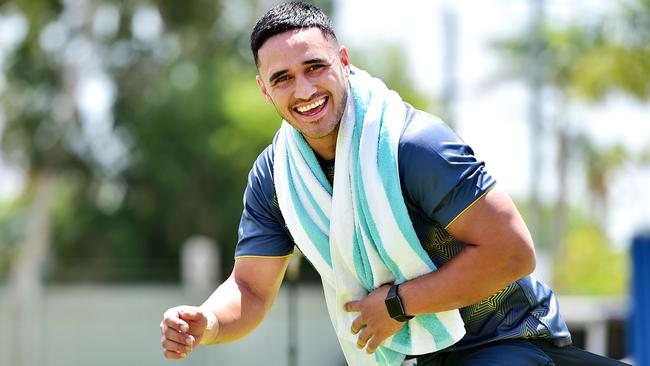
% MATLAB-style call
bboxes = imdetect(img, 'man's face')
[256,27,350,146]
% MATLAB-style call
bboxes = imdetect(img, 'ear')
[339,45,351,75]
[256,75,273,104]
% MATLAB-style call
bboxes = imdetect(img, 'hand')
[344,284,406,354]
[160,305,218,359]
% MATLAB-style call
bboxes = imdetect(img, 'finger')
[179,307,204,321]
[165,327,196,347]
[345,301,361,312]
[351,316,365,335]
[366,335,385,354]
[183,312,210,338]
[162,337,193,354]
[163,350,187,360]
[163,313,190,333]
[356,328,372,349]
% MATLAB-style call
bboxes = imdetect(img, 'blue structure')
[631,233,650,366]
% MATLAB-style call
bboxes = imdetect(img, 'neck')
[305,129,338,161]
[305,84,347,160]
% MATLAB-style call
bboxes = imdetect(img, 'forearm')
[399,187,536,315]
[400,242,534,315]
[199,276,272,344]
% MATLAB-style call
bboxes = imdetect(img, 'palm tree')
[571,0,650,101]
[491,0,650,288]
[491,21,601,277]
[576,137,628,224]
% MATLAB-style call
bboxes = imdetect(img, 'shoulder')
[248,133,280,194]
[398,103,480,186]
[236,132,293,258]
[397,103,495,225]
[398,104,468,163]
[243,133,282,216]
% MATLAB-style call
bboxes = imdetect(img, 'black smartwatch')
[384,284,414,322]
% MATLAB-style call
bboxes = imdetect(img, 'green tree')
[1,0,444,288]
[572,0,650,101]
[0,0,331,286]
[556,215,628,294]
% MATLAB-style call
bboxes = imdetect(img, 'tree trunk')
[8,170,55,299]
[553,122,570,287]
[7,169,56,366]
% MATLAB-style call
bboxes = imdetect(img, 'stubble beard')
[274,83,349,141]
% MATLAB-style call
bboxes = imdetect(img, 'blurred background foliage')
[0,0,308,283]
[0,0,648,295]
[491,0,650,294]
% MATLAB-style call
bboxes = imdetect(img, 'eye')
[307,64,324,72]
[273,75,291,85]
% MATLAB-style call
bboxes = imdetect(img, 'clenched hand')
[160,305,217,359]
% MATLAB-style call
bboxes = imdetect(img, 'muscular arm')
[200,256,290,344]
[346,186,536,354]
[399,186,536,314]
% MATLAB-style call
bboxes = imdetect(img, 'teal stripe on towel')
[353,225,374,291]
[291,128,332,195]
[349,92,380,291]
[350,86,406,284]
[375,346,405,366]
[417,313,454,349]
[376,101,438,271]
[389,322,412,353]
[353,144,406,283]
[287,151,331,233]
[285,138,332,267]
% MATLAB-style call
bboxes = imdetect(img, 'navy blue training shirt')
[235,103,571,351]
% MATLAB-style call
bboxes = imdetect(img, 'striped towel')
[274,66,465,366]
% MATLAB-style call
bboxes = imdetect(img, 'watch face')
[385,284,412,322]
[386,298,402,319]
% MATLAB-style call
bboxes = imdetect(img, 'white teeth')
[296,97,326,113]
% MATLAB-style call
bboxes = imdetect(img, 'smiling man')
[160,2,629,365]
[255,26,350,160]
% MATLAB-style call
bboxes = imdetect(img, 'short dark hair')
[250,2,337,66]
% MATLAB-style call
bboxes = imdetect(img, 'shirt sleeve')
[398,108,496,228]
[234,144,294,259]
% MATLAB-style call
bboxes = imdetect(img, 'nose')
[294,73,317,100]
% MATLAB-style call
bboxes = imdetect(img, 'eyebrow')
[268,57,331,84]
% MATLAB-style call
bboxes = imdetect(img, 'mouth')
[293,96,328,118]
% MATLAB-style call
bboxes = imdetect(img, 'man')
[160,2,629,365]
